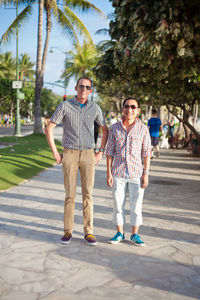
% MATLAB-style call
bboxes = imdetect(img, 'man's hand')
[141,173,149,189]
[107,174,113,188]
[53,151,63,164]
[95,151,103,165]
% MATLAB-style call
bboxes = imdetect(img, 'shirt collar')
[120,116,140,128]
[73,96,89,106]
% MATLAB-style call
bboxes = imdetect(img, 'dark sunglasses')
[124,104,138,110]
[78,85,92,90]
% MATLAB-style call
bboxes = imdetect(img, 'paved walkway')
[0,127,200,300]
[0,124,34,138]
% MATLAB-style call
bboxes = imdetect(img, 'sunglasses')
[124,104,138,110]
[78,85,92,90]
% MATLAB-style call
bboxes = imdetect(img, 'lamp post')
[14,0,22,136]
[55,80,67,94]
[49,46,67,94]
[29,102,33,122]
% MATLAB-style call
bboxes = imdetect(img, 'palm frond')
[95,28,109,36]
[63,5,93,43]
[57,7,78,44]
[0,0,35,4]
[0,5,32,44]
[63,0,105,17]
[96,40,116,52]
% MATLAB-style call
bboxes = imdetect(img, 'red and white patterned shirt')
[106,117,151,178]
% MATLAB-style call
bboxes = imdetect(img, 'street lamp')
[49,46,65,54]
[55,80,67,94]
[14,0,22,136]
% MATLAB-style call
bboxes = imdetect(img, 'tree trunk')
[148,106,152,119]
[183,123,190,140]
[41,9,52,76]
[159,106,165,124]
[34,0,44,133]
[167,104,200,140]
[193,102,198,125]
[34,5,52,133]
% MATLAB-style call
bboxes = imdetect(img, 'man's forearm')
[45,122,58,156]
[143,156,151,173]
[100,125,109,149]
[106,155,113,175]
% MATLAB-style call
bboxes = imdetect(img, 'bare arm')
[45,121,62,164]
[106,155,114,188]
[95,124,109,165]
[141,156,151,189]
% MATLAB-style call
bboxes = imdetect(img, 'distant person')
[45,77,108,246]
[168,117,175,138]
[148,109,163,158]
[106,97,151,246]
[2,113,8,127]
[110,115,117,126]
[163,120,168,135]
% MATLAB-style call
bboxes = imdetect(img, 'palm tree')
[19,53,35,81]
[95,28,116,52]
[0,51,16,79]
[1,0,105,133]
[61,40,99,86]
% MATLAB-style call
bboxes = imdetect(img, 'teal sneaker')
[108,232,125,244]
[130,234,145,247]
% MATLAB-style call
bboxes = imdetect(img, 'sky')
[0,0,114,96]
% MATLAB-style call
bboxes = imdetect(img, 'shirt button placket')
[80,109,83,150]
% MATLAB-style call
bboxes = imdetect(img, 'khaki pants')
[62,148,95,235]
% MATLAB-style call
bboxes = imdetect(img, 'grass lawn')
[0,133,62,191]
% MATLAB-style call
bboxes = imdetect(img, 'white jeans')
[112,177,144,226]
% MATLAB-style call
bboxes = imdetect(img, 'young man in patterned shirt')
[106,98,151,246]
[45,77,108,246]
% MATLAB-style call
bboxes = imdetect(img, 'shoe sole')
[60,239,71,245]
[130,240,146,247]
[108,239,124,244]
[84,240,97,246]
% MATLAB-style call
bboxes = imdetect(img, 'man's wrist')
[143,170,149,175]
[99,148,105,153]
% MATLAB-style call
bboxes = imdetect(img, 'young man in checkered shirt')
[106,97,151,246]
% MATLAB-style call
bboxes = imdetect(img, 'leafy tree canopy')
[95,0,200,137]
[110,0,200,83]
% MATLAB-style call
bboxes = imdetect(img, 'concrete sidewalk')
[0,124,34,138]
[0,127,200,300]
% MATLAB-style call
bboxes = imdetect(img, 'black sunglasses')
[124,104,138,110]
[78,85,92,90]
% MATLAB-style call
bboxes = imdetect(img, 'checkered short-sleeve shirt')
[106,118,151,178]
[51,97,106,150]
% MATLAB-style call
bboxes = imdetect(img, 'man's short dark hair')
[152,109,157,114]
[76,77,93,87]
[122,97,140,108]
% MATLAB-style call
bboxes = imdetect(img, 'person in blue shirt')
[148,109,163,158]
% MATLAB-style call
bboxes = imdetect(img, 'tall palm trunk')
[34,4,52,133]
[42,8,52,75]
[34,0,44,133]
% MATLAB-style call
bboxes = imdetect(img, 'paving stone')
[0,127,200,299]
